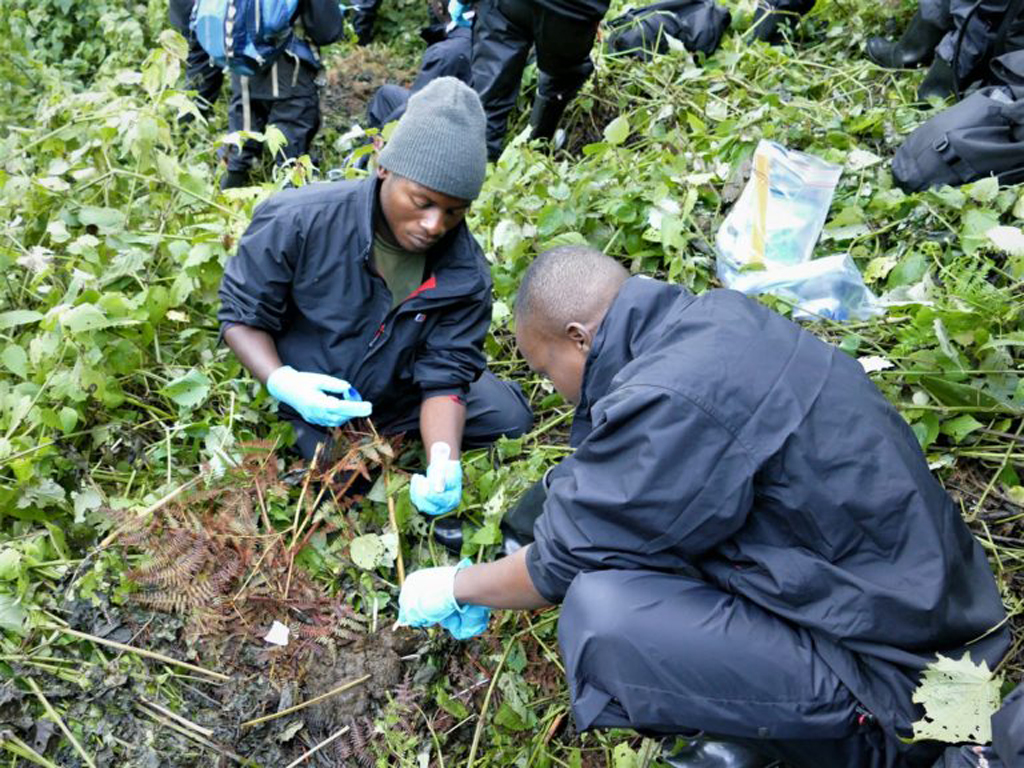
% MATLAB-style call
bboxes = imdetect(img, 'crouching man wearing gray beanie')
[219,75,533,523]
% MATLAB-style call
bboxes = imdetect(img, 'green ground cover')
[0,0,1021,764]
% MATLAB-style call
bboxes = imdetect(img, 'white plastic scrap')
[264,620,290,647]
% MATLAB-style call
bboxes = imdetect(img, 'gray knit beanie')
[378,77,487,201]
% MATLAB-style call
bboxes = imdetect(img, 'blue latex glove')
[265,365,372,427]
[448,0,472,27]
[410,458,463,515]
[398,558,491,640]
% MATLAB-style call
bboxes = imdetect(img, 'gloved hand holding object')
[410,442,463,515]
[448,0,472,27]
[265,365,372,427]
[398,558,490,639]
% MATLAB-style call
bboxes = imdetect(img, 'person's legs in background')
[472,0,535,160]
[529,8,598,145]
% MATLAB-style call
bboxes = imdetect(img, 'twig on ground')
[25,676,97,768]
[136,702,249,764]
[45,625,231,682]
[138,696,215,738]
[283,724,351,768]
[241,674,371,728]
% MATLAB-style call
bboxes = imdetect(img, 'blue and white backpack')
[191,0,301,76]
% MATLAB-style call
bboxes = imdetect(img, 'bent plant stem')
[0,734,61,768]
[969,419,1024,522]
[25,676,97,768]
[283,724,351,768]
[466,614,559,768]
[46,626,231,682]
[241,673,371,728]
[385,461,406,586]
[136,702,250,765]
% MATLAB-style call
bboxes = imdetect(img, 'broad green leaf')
[1,345,28,379]
[0,549,23,581]
[612,742,641,768]
[72,488,104,524]
[912,652,1001,743]
[158,28,189,60]
[887,251,927,288]
[960,209,1000,256]
[604,115,630,146]
[921,376,1013,412]
[863,255,898,284]
[0,310,43,330]
[939,414,983,443]
[0,594,27,635]
[58,406,78,433]
[60,303,113,333]
[160,369,211,409]
[78,206,125,234]
[967,176,999,203]
[350,533,385,570]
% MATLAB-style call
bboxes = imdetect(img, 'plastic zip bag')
[715,140,880,322]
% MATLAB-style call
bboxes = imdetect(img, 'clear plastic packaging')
[715,140,880,322]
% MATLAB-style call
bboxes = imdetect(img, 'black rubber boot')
[431,517,532,557]
[866,11,946,69]
[918,56,956,101]
[432,517,465,556]
[529,94,571,144]
[662,738,779,768]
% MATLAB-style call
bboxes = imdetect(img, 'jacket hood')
[571,277,693,444]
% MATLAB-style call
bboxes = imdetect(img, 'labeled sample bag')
[715,141,879,321]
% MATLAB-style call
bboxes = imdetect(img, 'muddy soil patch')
[321,45,418,132]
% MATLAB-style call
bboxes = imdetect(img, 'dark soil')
[320,46,418,132]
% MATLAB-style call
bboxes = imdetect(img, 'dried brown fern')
[118,430,403,683]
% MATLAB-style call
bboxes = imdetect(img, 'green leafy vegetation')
[0,0,1022,764]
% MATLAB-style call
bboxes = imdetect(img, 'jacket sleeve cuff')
[525,542,566,605]
[421,385,469,404]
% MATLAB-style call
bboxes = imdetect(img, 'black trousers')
[287,370,534,459]
[559,570,943,768]
[366,83,411,129]
[225,74,321,180]
[923,0,1024,79]
[472,0,599,159]
[503,483,942,768]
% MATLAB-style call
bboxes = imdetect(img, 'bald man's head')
[515,246,629,336]
[514,246,628,404]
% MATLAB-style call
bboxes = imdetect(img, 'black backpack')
[891,50,1024,192]
[604,0,731,60]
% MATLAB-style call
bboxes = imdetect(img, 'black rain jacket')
[218,177,493,425]
[526,276,1010,737]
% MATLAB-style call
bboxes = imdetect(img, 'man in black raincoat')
[218,78,532,515]
[397,246,1010,768]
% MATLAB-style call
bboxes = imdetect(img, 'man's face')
[516,321,590,406]
[376,167,470,253]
